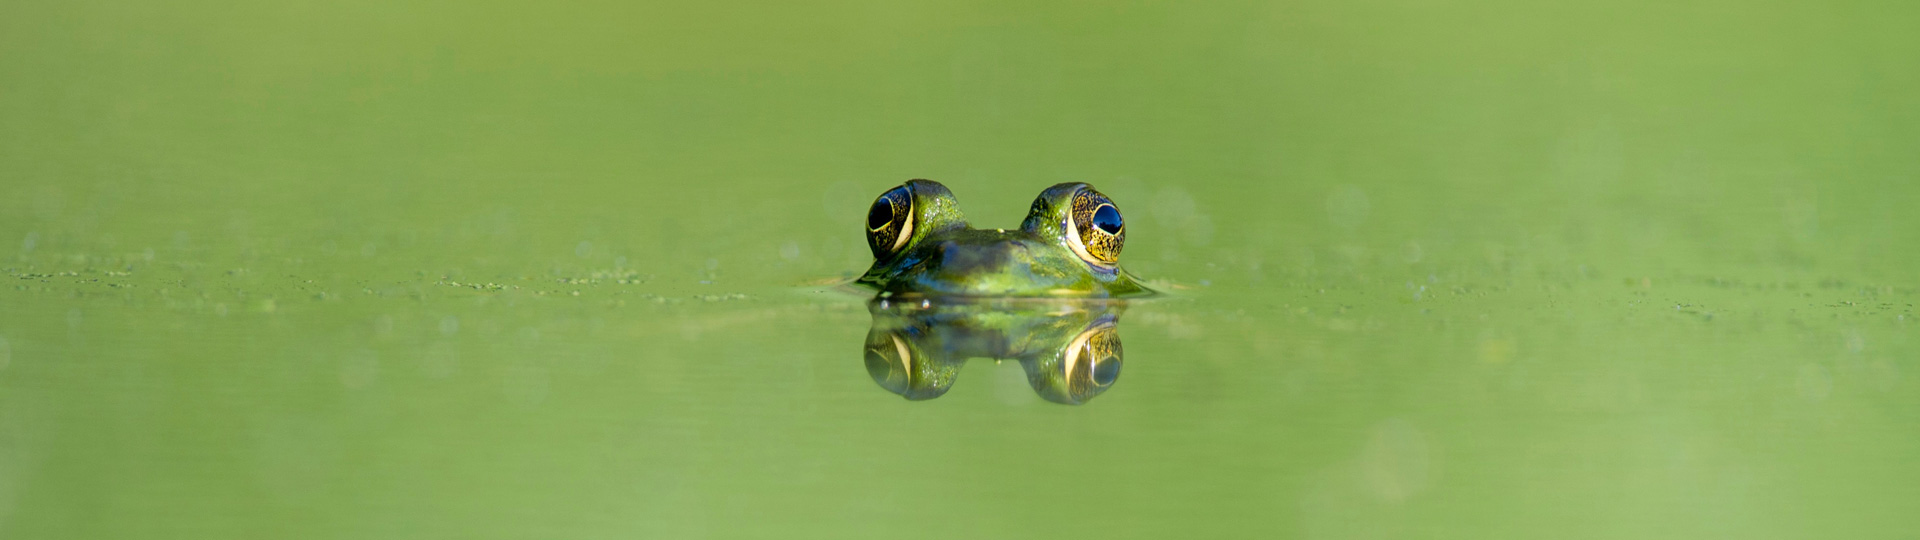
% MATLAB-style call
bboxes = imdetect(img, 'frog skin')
[863,298,1125,405]
[855,179,1153,298]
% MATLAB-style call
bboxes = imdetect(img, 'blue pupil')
[1091,205,1122,234]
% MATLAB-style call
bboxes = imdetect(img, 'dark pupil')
[867,197,893,229]
[1092,358,1121,385]
[1091,205,1122,234]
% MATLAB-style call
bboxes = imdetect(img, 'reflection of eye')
[1085,324,1122,387]
[1092,356,1121,386]
[1067,187,1125,267]
[1063,322,1123,389]
[863,331,918,397]
[865,185,915,258]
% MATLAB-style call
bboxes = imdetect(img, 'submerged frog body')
[856,179,1152,297]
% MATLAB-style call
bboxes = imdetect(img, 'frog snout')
[933,241,1020,274]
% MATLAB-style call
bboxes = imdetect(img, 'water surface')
[2,0,1917,538]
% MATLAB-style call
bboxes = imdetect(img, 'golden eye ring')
[866,185,915,259]
[1064,187,1125,268]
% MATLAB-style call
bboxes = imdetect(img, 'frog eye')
[863,328,957,400]
[865,185,915,258]
[1078,324,1123,388]
[1057,322,1122,403]
[1066,187,1125,267]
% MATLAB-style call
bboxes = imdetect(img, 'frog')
[863,297,1125,404]
[855,179,1153,297]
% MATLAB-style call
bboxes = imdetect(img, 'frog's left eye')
[1066,187,1125,268]
[866,185,915,259]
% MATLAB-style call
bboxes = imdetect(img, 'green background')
[2,0,1916,538]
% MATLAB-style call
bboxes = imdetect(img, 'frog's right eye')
[1065,186,1124,269]
[1042,321,1123,405]
[1065,323,1123,390]
[866,185,915,258]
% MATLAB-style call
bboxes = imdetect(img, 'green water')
[3,0,1917,537]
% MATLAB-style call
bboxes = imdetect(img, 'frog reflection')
[863,298,1125,405]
